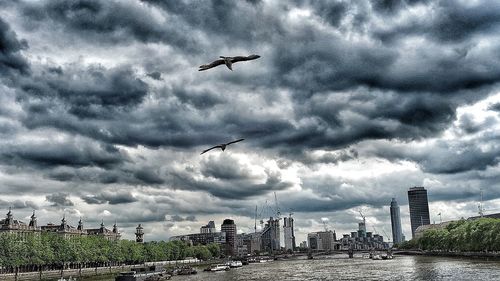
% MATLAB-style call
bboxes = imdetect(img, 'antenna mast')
[478,189,484,217]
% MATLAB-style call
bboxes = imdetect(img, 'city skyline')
[1,0,500,244]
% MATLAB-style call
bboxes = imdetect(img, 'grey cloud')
[489,103,500,112]
[0,139,129,169]
[0,199,38,210]
[134,168,164,185]
[146,71,162,80]
[20,65,148,118]
[46,192,74,207]
[0,17,30,77]
[170,167,292,200]
[367,138,500,174]
[169,215,197,222]
[200,155,254,180]
[21,0,199,51]
[82,191,137,205]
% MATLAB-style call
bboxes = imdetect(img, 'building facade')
[221,219,237,256]
[408,186,431,238]
[200,221,216,233]
[283,215,296,251]
[390,198,403,244]
[261,217,280,254]
[1,209,121,240]
[169,231,226,245]
[308,231,337,251]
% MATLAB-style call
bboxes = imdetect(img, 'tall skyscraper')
[283,214,296,251]
[221,219,237,256]
[408,186,430,238]
[390,198,403,244]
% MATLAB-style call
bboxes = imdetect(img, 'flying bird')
[198,55,260,71]
[200,139,245,155]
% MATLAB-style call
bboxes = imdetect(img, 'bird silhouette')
[198,55,260,71]
[200,139,245,154]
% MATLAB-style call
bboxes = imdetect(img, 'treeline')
[399,218,500,252]
[0,233,220,273]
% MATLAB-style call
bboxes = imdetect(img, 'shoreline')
[0,260,221,281]
[394,250,500,259]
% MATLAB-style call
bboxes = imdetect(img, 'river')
[81,254,500,281]
[170,255,500,281]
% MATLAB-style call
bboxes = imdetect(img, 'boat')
[115,266,170,281]
[174,266,197,275]
[371,254,382,260]
[381,254,393,260]
[228,261,243,268]
[210,264,230,272]
[58,277,76,281]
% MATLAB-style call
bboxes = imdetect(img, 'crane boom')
[274,192,281,218]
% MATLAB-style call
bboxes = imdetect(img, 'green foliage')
[400,218,500,252]
[0,232,217,268]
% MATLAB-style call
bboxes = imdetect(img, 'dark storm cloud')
[168,215,196,222]
[20,65,148,116]
[46,192,74,207]
[0,139,128,169]
[134,168,165,185]
[200,155,255,180]
[146,71,162,81]
[0,17,30,77]
[373,1,500,43]
[141,0,284,45]
[2,0,500,231]
[367,138,500,174]
[82,191,137,205]
[21,0,199,51]
[489,103,500,112]
[172,87,225,110]
[170,166,292,200]
[0,199,38,210]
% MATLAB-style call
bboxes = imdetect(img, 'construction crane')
[274,192,281,219]
[322,220,329,232]
[258,200,269,229]
[358,210,366,231]
[254,205,257,233]
[381,228,391,242]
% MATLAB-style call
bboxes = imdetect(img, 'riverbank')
[0,265,135,281]
[0,259,221,281]
[395,250,500,259]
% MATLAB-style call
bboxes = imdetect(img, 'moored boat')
[228,261,243,268]
[210,264,230,272]
[115,266,170,281]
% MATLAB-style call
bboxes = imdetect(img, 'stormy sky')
[1,0,500,243]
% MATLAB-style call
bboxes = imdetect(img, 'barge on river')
[115,265,170,281]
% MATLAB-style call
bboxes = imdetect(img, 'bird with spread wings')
[198,55,260,71]
[200,139,245,155]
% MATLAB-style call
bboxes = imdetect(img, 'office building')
[408,186,430,238]
[221,219,237,256]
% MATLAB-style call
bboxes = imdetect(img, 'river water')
[168,255,500,281]
[80,254,500,281]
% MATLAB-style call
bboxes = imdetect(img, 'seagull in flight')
[200,139,245,155]
[198,55,260,71]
